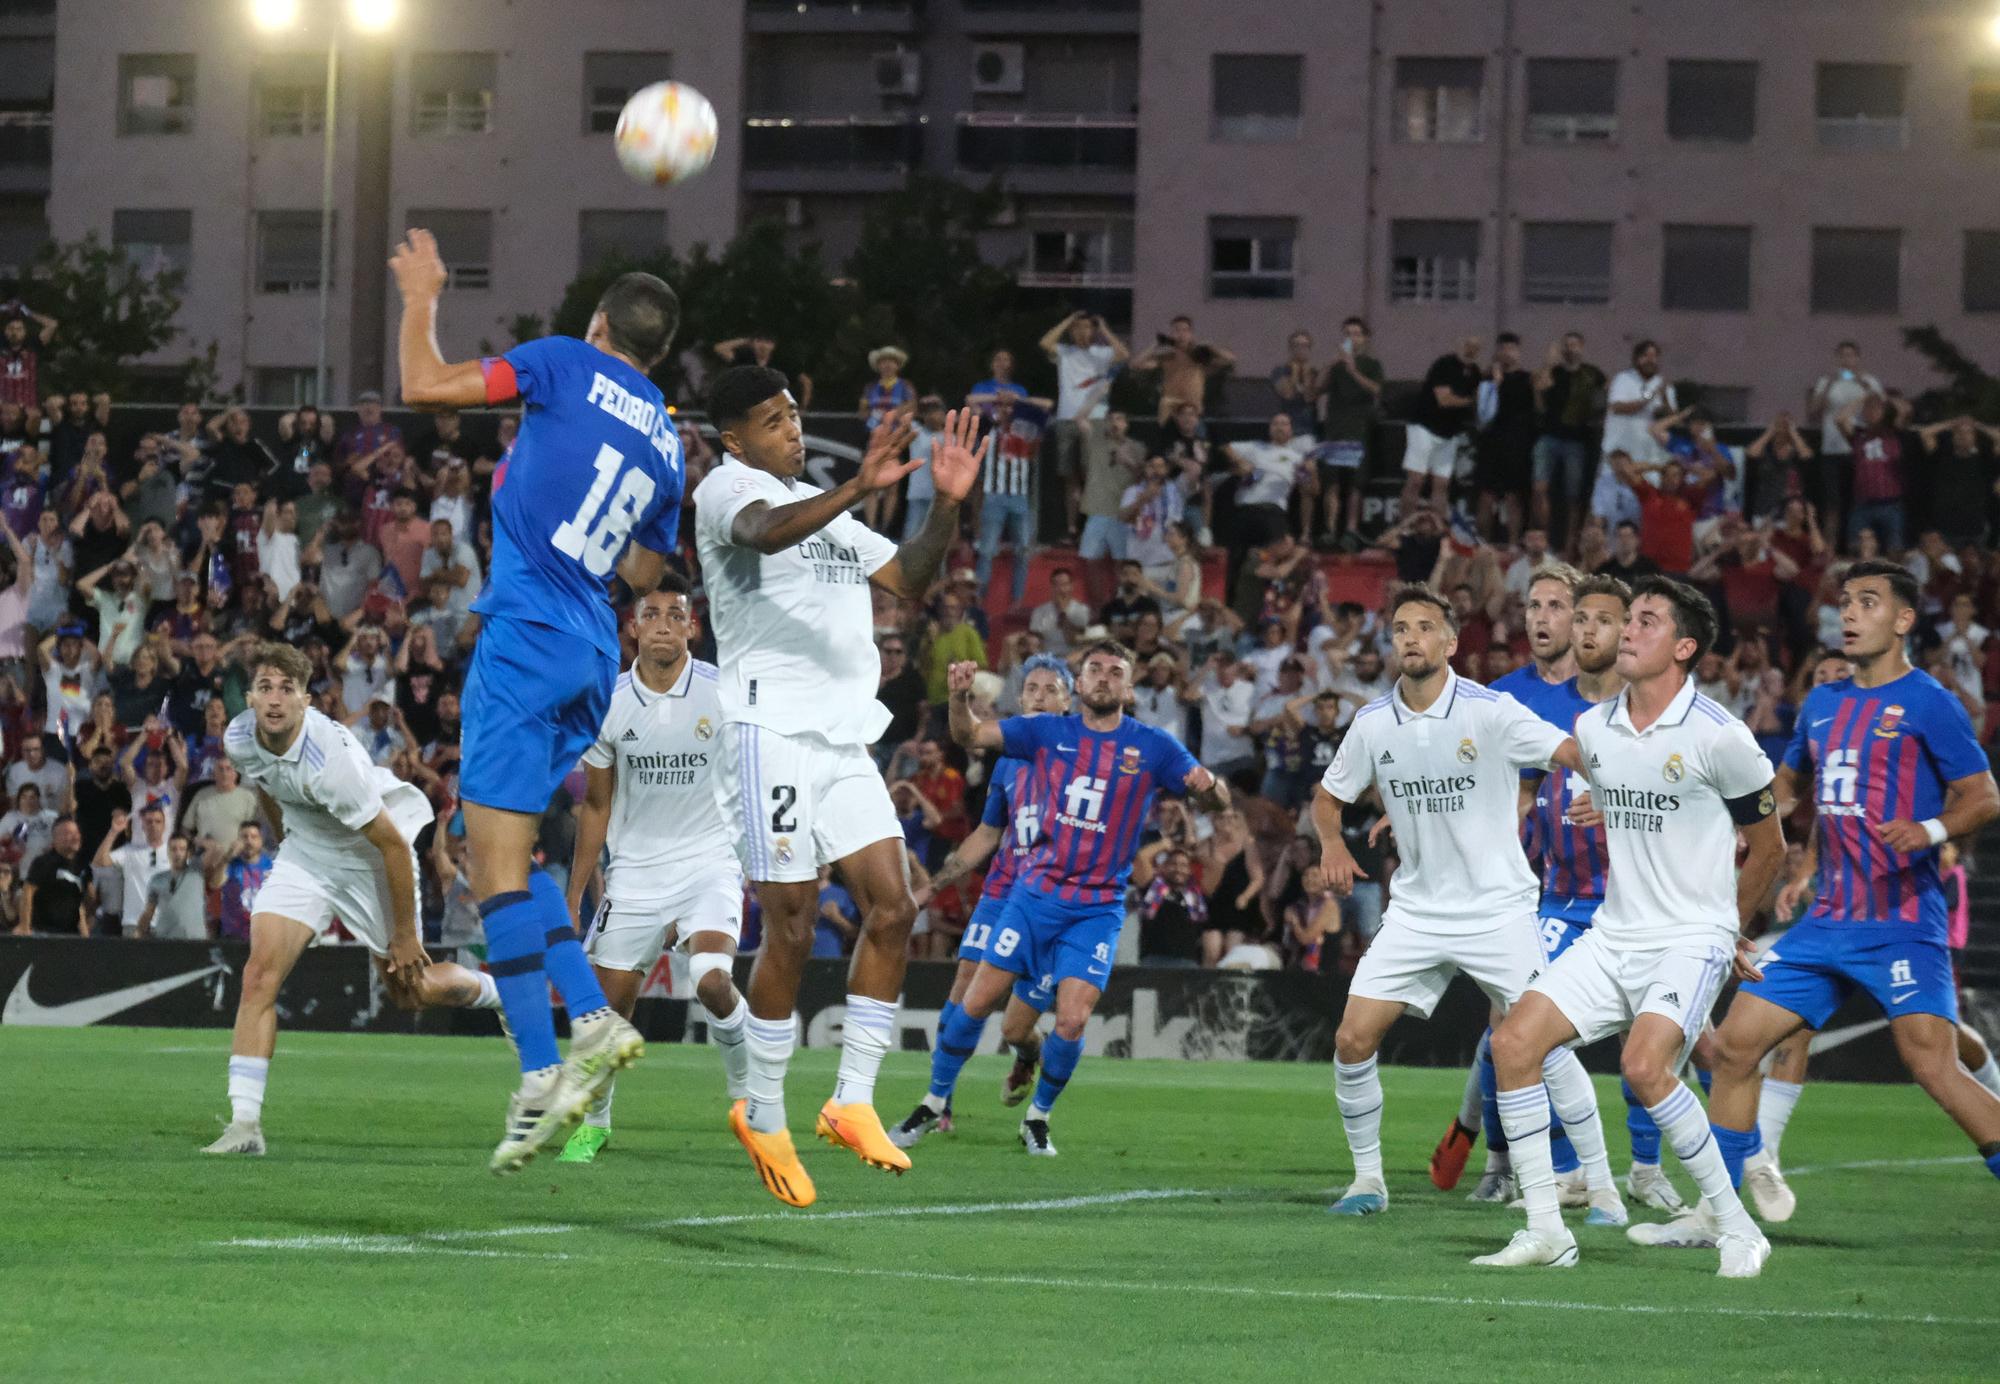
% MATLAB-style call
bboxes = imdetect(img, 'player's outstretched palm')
[927,407,986,503]
[389,229,448,301]
[854,416,919,495]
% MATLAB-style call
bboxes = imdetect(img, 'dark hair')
[1630,575,1717,668]
[1571,573,1633,608]
[707,365,791,429]
[1050,564,1076,580]
[1836,339,1859,353]
[250,641,313,686]
[1497,331,1521,347]
[1842,558,1920,613]
[1341,315,1369,333]
[1169,314,1193,327]
[139,802,165,816]
[650,569,692,600]
[1388,581,1457,633]
[169,831,192,846]
[1614,519,1640,535]
[595,271,680,366]
[1632,339,1659,363]
[1078,639,1136,668]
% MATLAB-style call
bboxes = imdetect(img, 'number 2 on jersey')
[551,442,656,577]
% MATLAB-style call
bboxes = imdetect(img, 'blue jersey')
[978,754,1044,905]
[1784,669,1988,939]
[1494,667,1611,924]
[1000,713,1201,905]
[473,336,683,659]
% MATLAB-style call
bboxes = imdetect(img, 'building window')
[1521,222,1612,304]
[1816,62,1907,150]
[1965,231,2000,312]
[1211,54,1302,142]
[1524,59,1617,144]
[1666,60,1757,143]
[0,197,46,278]
[1810,227,1900,315]
[1023,214,1134,286]
[1971,68,2000,149]
[118,54,195,136]
[1390,219,1480,303]
[1208,216,1296,299]
[1393,58,1483,144]
[406,209,492,290]
[255,210,331,294]
[111,209,192,279]
[1689,386,1751,424]
[411,52,495,136]
[578,210,665,271]
[250,367,326,408]
[583,52,671,135]
[1661,224,1751,312]
[256,56,325,138]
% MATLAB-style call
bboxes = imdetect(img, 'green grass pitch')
[3,1026,1993,1383]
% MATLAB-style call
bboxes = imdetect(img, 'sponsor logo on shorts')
[1093,942,1110,963]
[1663,752,1685,784]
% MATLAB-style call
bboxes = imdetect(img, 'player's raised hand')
[926,407,986,504]
[1870,818,1933,855]
[1731,933,1765,984]
[854,415,920,494]
[946,660,980,698]
[388,229,448,302]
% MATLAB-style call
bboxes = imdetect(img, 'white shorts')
[1400,424,1461,478]
[253,848,418,960]
[584,863,746,973]
[1530,926,1729,1063]
[717,723,902,884]
[1348,906,1541,1021]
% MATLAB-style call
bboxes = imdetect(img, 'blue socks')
[527,870,609,1016]
[480,890,560,1072]
[1030,1032,1083,1115]
[928,1002,986,1102]
[1985,1146,2000,1182]
[1549,1123,1580,1175]
[1623,1077,1662,1163]
[1697,1066,1713,1098]
[1712,1121,1762,1189]
[1479,1026,1575,1168]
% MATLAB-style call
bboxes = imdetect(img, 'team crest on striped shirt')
[1119,745,1143,774]
[1663,752,1685,783]
[1874,705,1905,738]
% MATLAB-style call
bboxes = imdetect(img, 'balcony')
[1816,114,1907,151]
[959,0,1137,33]
[742,115,925,193]
[747,0,922,34]
[955,113,1136,193]
[0,110,50,195]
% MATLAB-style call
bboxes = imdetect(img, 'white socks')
[1969,1054,2000,1101]
[586,1082,615,1130]
[710,994,751,1100]
[227,1055,269,1127]
[1541,1048,1615,1193]
[1757,1077,1803,1158]
[1647,1082,1757,1237]
[1497,1084,1561,1236]
[1335,1056,1385,1186]
[832,995,898,1107]
[471,972,502,1010]
[744,1013,796,1134]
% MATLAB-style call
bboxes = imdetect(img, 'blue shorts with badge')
[1740,920,1957,1028]
[1535,897,1600,964]
[987,885,1123,997]
[461,615,617,815]
[961,893,1053,1011]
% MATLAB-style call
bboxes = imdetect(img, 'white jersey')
[1575,677,1774,951]
[1321,669,1567,933]
[224,708,433,864]
[582,658,734,902]
[693,458,899,746]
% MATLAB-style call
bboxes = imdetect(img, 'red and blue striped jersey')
[1001,713,1202,905]
[1494,668,1611,925]
[1785,670,1988,938]
[977,754,1044,904]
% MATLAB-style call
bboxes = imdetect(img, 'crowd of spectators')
[4,297,1995,981]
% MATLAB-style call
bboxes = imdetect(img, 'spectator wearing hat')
[336,390,404,468]
[348,693,412,767]
[861,346,915,431]
[944,567,989,640]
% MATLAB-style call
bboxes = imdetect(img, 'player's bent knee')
[864,891,918,940]
[1488,1022,1543,1082]
[689,952,737,1015]
[1333,1024,1377,1066]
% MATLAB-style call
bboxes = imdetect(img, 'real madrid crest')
[695,716,714,741]
[774,835,794,865]
[1456,738,1477,763]
[1663,752,1685,783]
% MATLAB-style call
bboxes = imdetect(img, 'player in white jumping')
[695,364,983,1207]
[1313,583,1617,1220]
[1474,576,1784,1277]
[559,576,751,1163]
[203,642,501,1156]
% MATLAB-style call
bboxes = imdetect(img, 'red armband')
[479,356,518,405]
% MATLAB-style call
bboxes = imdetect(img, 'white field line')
[1784,1154,1980,1176]
[219,1186,1209,1251]
[221,1239,1999,1329]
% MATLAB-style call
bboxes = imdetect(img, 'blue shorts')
[987,886,1123,997]
[1536,913,1590,963]
[460,615,616,814]
[1741,920,1958,1028]
[961,894,1053,1012]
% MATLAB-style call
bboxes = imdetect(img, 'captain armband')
[1725,782,1778,827]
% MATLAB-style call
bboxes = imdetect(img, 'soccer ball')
[613,81,719,187]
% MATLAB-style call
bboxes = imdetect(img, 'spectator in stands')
[253,499,302,603]
[1690,518,1799,645]
[203,408,277,503]
[975,390,1051,607]
[1369,502,1447,585]
[1198,806,1266,967]
[1744,411,1814,524]
[134,832,209,941]
[166,630,226,735]
[814,863,859,958]
[1594,339,1676,528]
[337,624,392,711]
[1914,415,2000,550]
[1133,314,1235,422]
[1805,341,1883,529]
[1399,334,1482,515]
[1250,655,1315,806]
[185,757,257,859]
[317,512,383,620]
[967,348,1029,412]
[1313,316,1384,549]
[1028,567,1090,655]
[269,404,328,500]
[1832,392,1908,552]
[1475,333,1536,543]
[1529,331,1605,549]
[1283,865,1338,973]
[901,394,945,541]
[19,815,89,935]
[1226,413,1312,558]
[714,331,813,408]
[1039,312,1126,532]
[211,821,273,943]
[1131,649,1188,743]
[909,736,968,858]
[1075,407,1145,601]
[336,390,404,470]
[1101,560,1163,643]
[23,508,70,636]
[119,719,187,821]
[1269,329,1322,442]
[1120,453,1185,583]
[93,804,170,939]
[1606,453,1713,575]
[418,517,479,618]
[921,590,986,709]
[376,490,430,594]
[1138,846,1206,967]
[0,781,55,873]
[6,728,66,809]
[38,621,99,737]
[0,302,56,413]
[874,633,926,770]
[1190,649,1257,782]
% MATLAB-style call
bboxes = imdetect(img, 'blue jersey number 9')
[552,443,657,577]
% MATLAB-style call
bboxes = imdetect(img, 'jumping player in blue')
[1697,559,2000,1233]
[945,642,1229,1154]
[391,228,685,1173]
[889,654,1073,1149]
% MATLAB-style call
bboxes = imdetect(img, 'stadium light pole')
[250,0,398,409]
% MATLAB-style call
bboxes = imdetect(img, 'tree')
[1902,325,2000,422]
[17,233,218,399]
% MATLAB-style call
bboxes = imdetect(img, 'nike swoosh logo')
[3,962,228,1027]
[1811,718,1833,729]
[1807,1017,1889,1053]
[1890,990,1920,1004]
[1056,745,1078,753]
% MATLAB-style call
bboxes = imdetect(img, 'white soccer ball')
[613,81,719,187]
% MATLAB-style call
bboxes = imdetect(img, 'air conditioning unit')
[782,196,808,229]
[873,49,922,99]
[971,42,1025,96]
